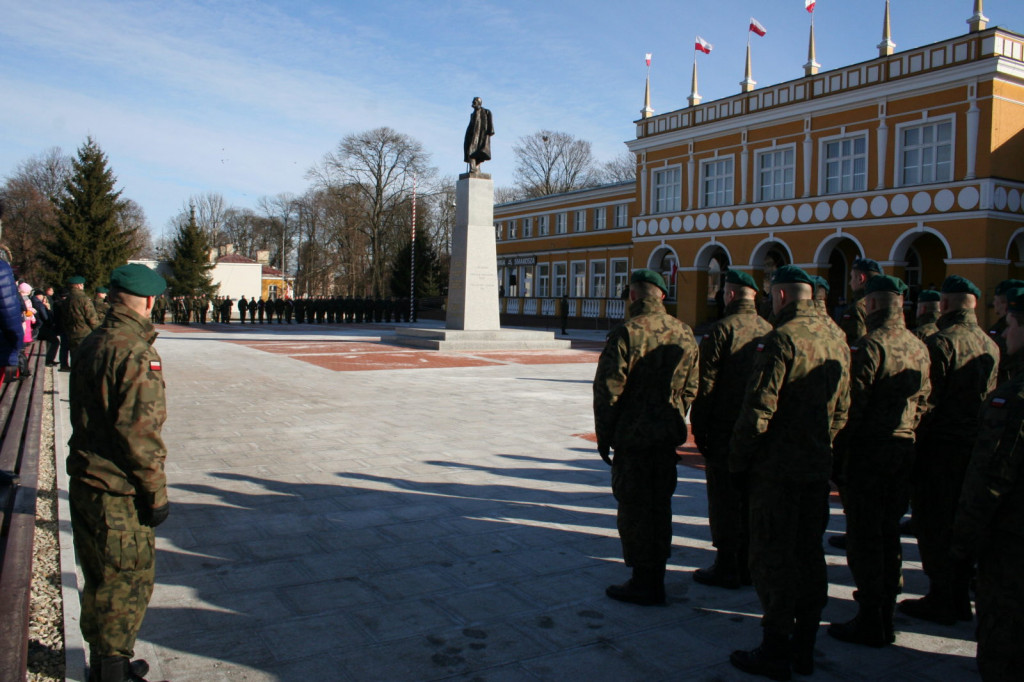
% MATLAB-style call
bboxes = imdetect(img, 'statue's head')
[472,97,482,109]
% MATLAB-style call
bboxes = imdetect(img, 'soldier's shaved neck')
[629,282,664,301]
[110,287,154,317]
[917,301,939,315]
[865,291,902,314]
[940,292,976,312]
[725,283,755,301]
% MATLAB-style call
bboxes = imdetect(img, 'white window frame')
[508,220,516,240]
[570,260,586,298]
[553,262,568,298]
[896,116,955,188]
[589,260,607,298]
[652,165,683,213]
[555,212,567,235]
[574,209,586,233]
[820,132,869,195]
[701,156,735,208]
[614,204,629,228]
[611,258,629,298]
[538,215,549,236]
[536,263,550,298]
[756,145,796,202]
[521,265,534,298]
[522,217,532,238]
[593,207,607,231]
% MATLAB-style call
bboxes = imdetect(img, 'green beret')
[724,269,758,291]
[96,286,109,294]
[771,265,815,286]
[941,275,982,299]
[67,275,86,285]
[918,290,941,303]
[812,276,830,293]
[995,279,1024,297]
[109,264,167,297]
[630,268,668,295]
[852,258,883,275]
[864,274,908,296]
[1006,287,1024,313]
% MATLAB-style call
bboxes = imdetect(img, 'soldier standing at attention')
[237,296,247,324]
[728,265,850,679]
[839,258,883,345]
[68,264,169,682]
[593,269,699,606]
[951,286,1024,680]
[690,270,771,589]
[913,290,942,341]
[812,276,845,340]
[65,275,101,353]
[901,275,998,625]
[93,287,110,318]
[247,296,256,323]
[828,275,931,648]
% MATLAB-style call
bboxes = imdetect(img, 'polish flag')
[749,17,767,36]
[695,36,713,54]
[805,0,816,12]
[670,262,678,281]
[645,53,652,66]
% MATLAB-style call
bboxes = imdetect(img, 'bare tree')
[600,150,637,183]
[188,192,230,246]
[512,130,600,198]
[258,193,298,275]
[494,185,525,204]
[116,198,154,258]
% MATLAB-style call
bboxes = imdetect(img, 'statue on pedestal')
[463,97,494,174]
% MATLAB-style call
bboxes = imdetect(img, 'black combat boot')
[693,551,741,589]
[827,600,887,648]
[881,598,897,644]
[790,620,818,676]
[605,565,666,606]
[730,631,791,681]
[898,587,956,626]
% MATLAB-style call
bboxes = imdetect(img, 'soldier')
[284,298,294,324]
[67,264,169,682]
[65,275,101,353]
[990,279,1024,381]
[237,296,247,324]
[220,297,233,324]
[913,290,942,341]
[257,297,265,323]
[901,275,998,625]
[951,286,1024,679]
[828,275,931,648]
[840,258,883,345]
[593,269,699,606]
[93,287,110,318]
[293,297,305,325]
[265,298,276,324]
[813,276,845,340]
[245,296,254,323]
[728,265,850,679]
[560,293,570,335]
[690,270,772,589]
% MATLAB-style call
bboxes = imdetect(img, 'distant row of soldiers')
[150,295,415,325]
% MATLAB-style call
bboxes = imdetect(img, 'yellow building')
[496,4,1024,330]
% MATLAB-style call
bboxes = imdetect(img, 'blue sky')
[2,0,1022,239]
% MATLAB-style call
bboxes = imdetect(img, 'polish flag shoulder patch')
[850,346,860,353]
[149,360,162,371]
[991,397,1008,408]
[756,342,766,352]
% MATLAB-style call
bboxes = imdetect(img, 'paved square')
[55,322,980,681]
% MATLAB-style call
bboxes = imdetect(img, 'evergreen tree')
[167,206,217,297]
[44,137,136,287]
[388,229,445,298]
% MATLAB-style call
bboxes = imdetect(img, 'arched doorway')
[814,234,864,312]
[890,228,950,302]
[695,242,731,322]
[648,246,679,300]
[749,239,793,297]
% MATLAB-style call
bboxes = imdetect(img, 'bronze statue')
[463,97,494,173]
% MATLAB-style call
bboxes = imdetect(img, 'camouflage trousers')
[703,444,748,557]
[975,536,1024,681]
[912,435,973,591]
[69,479,155,658]
[611,446,678,568]
[844,439,914,604]
[748,477,830,637]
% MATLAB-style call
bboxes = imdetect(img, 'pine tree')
[388,229,444,298]
[167,206,217,297]
[44,137,136,287]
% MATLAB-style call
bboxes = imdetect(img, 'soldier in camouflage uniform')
[813,276,846,341]
[828,275,931,648]
[990,279,1024,382]
[913,289,942,341]
[68,264,169,682]
[729,265,850,680]
[839,258,883,345]
[66,275,101,352]
[93,287,110,319]
[691,270,771,589]
[952,286,1024,680]
[593,269,699,606]
[902,275,999,626]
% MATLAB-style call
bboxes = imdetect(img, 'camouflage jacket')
[989,315,1010,381]
[914,310,941,341]
[729,299,851,482]
[839,289,867,345]
[815,300,847,343]
[835,306,931,476]
[65,288,100,344]
[593,296,699,451]
[67,304,168,509]
[918,308,999,442]
[93,296,110,319]
[952,360,1024,555]
[691,299,772,455]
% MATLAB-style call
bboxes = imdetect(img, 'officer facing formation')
[840,258,884,345]
[593,269,699,606]
[690,269,772,589]
[913,289,942,341]
[67,264,169,682]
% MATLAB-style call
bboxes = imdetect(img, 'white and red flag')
[695,36,713,54]
[749,17,767,36]
[805,0,816,12]
[645,53,652,66]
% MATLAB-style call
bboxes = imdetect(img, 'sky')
[2,0,1023,241]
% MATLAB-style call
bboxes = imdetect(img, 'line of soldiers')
[150,294,414,326]
[594,261,1022,680]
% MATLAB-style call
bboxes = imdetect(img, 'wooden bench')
[0,345,47,682]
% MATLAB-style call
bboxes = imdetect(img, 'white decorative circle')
[781,205,797,224]
[912,192,932,214]
[832,200,850,220]
[994,186,1008,210]
[766,206,780,225]
[870,195,889,217]
[736,210,749,228]
[709,213,721,230]
[958,186,980,210]
[891,194,910,215]
[683,215,695,232]
[1009,189,1021,213]
[751,208,764,227]
[659,218,670,234]
[815,202,831,222]
[696,214,708,231]
[671,216,682,233]
[798,204,814,222]
[851,198,868,219]
[637,220,647,236]
[722,211,734,229]
[934,189,955,212]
